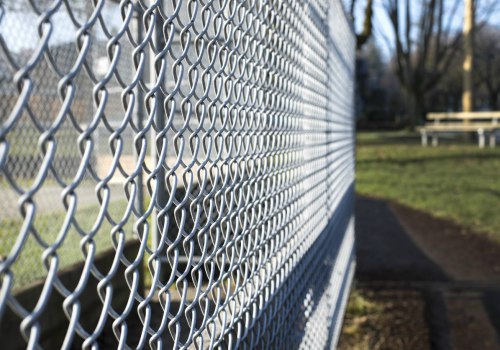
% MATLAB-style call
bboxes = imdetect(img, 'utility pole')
[462,0,475,112]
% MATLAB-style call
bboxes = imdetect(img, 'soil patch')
[338,289,429,350]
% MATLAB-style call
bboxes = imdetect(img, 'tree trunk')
[406,91,424,131]
[489,92,499,110]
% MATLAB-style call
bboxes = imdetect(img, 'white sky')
[0,2,122,54]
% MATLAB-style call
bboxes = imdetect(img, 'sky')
[0,1,122,55]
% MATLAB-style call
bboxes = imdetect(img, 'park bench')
[419,112,500,148]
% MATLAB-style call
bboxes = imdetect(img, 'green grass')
[1,200,138,291]
[357,131,500,239]
[7,126,82,158]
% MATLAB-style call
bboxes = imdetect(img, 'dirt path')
[339,195,500,350]
[391,202,500,283]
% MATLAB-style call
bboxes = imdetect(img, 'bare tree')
[383,0,464,128]
[474,26,500,110]
[350,0,374,50]
[381,0,499,128]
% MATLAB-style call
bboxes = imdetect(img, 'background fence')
[0,0,355,348]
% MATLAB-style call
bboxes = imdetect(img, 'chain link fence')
[0,0,356,348]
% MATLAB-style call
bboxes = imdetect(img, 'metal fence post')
[151,3,167,251]
[134,2,145,216]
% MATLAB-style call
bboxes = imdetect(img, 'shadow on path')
[355,196,449,283]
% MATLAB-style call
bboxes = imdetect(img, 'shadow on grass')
[357,131,479,147]
[357,136,421,146]
[357,152,499,166]
[1,200,134,290]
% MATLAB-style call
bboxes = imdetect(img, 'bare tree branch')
[350,0,374,50]
[357,0,373,49]
[350,0,357,20]
[382,0,464,127]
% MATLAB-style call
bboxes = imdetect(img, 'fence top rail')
[427,111,500,120]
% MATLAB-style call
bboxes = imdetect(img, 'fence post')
[151,4,167,251]
[134,3,145,216]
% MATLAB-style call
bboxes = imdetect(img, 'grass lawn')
[8,126,83,157]
[357,131,500,239]
[1,200,138,291]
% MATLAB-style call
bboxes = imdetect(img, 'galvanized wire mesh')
[0,0,355,348]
